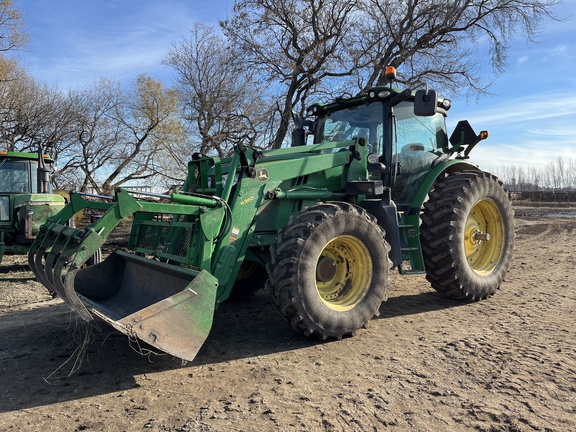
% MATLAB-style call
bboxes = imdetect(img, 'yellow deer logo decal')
[256,168,269,182]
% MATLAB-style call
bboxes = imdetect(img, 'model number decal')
[240,196,255,206]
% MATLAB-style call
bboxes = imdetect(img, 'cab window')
[394,102,448,153]
[392,102,448,205]
[0,160,31,193]
[315,103,384,155]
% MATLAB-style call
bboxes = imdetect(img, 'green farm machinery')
[0,151,67,264]
[29,71,514,361]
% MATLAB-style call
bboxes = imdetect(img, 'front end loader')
[29,70,514,361]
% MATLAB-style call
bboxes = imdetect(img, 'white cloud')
[471,138,575,170]
[453,93,576,127]
[515,55,529,67]
[525,126,576,137]
[449,91,576,170]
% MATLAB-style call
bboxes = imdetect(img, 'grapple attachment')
[29,224,107,322]
[28,189,224,361]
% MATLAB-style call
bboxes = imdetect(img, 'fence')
[510,191,576,203]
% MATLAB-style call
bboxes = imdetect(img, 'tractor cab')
[0,151,65,262]
[305,85,452,207]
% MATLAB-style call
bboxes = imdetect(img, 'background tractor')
[29,69,514,361]
[0,150,67,264]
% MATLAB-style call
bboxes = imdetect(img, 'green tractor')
[29,71,514,361]
[0,150,67,264]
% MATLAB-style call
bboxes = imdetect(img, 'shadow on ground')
[0,284,463,413]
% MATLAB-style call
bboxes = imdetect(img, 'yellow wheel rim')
[315,235,372,311]
[465,199,505,275]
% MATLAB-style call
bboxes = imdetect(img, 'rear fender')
[409,160,480,213]
[401,160,480,272]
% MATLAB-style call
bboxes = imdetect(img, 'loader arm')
[28,139,369,361]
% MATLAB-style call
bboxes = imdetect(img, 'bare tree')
[527,166,541,191]
[0,58,77,154]
[555,155,565,190]
[0,2,71,154]
[357,0,558,96]
[0,0,28,56]
[221,0,360,148]
[567,157,576,190]
[56,76,184,194]
[221,0,558,147]
[0,56,26,148]
[164,23,270,156]
[543,160,558,190]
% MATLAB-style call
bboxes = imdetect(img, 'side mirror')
[413,89,438,116]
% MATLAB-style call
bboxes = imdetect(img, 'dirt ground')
[0,205,575,432]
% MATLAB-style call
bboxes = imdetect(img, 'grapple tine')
[33,246,59,296]
[44,244,66,288]
[54,264,95,323]
[27,239,41,280]
[30,222,102,317]
[29,225,63,296]
[28,243,47,285]
[44,230,76,304]
[38,225,100,323]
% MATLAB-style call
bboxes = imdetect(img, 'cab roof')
[0,151,54,162]
[306,86,451,116]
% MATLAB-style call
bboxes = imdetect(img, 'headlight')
[367,153,380,164]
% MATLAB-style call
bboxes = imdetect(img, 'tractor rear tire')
[420,171,514,300]
[267,202,391,340]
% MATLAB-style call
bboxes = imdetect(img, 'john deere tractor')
[29,69,514,361]
[0,151,66,264]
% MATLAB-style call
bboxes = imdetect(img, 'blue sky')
[17,0,233,85]
[448,0,576,171]
[14,0,576,171]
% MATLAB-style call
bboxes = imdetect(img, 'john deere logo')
[256,168,269,182]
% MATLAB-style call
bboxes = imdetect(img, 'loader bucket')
[63,250,219,361]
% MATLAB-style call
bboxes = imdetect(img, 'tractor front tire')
[420,171,514,300]
[267,202,391,340]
